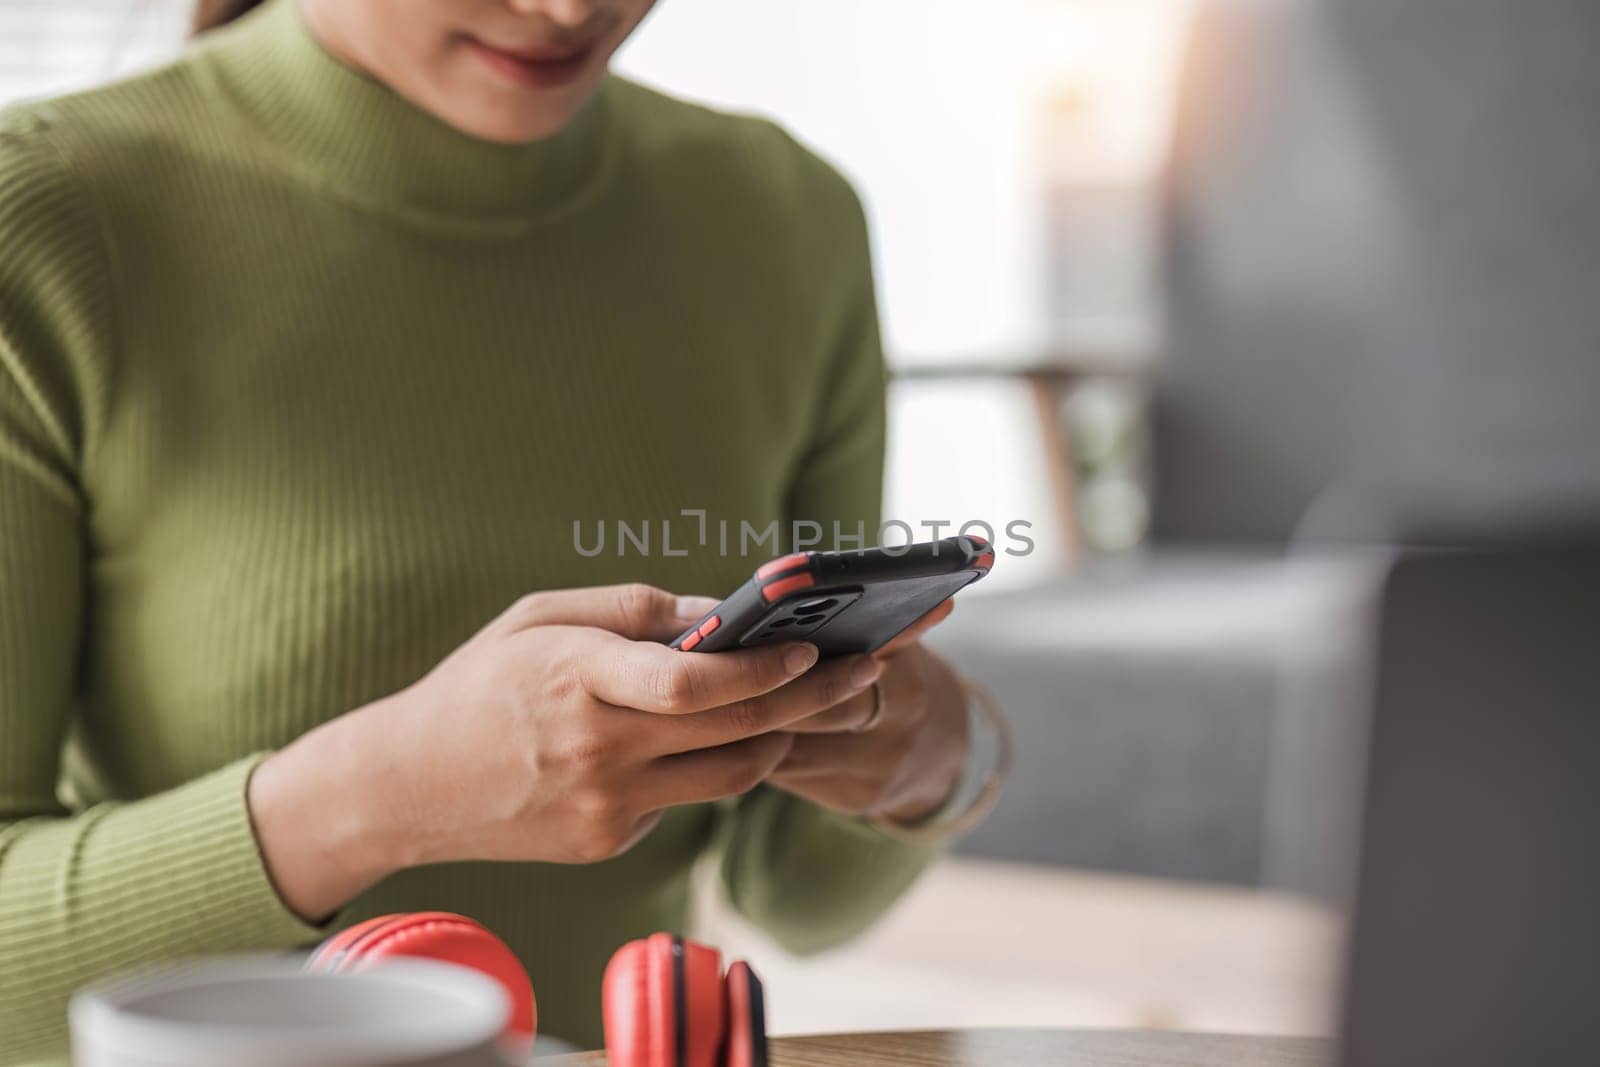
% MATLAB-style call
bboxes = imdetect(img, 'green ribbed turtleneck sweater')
[0,3,936,1060]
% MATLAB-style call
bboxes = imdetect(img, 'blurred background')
[8,0,1596,1046]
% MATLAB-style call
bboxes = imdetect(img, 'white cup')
[69,955,512,1067]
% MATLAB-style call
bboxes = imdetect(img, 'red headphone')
[602,931,768,1067]
[306,913,767,1067]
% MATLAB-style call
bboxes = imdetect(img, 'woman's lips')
[463,36,596,89]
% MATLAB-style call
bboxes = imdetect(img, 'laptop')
[1338,528,1600,1064]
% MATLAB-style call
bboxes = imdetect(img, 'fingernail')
[784,643,819,674]
[675,595,719,619]
[849,656,881,690]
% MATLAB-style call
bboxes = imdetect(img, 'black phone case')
[669,535,994,657]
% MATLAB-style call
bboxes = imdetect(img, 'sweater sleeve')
[0,109,323,1063]
[718,155,943,954]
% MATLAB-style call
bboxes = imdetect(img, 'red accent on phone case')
[697,615,721,637]
[761,573,816,602]
[680,631,702,651]
[755,553,810,580]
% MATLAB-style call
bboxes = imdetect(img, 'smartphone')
[669,535,994,657]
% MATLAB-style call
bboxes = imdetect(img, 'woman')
[0,0,983,1059]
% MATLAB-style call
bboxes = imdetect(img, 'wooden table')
[547,1027,1333,1066]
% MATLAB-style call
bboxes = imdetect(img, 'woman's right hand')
[247,584,884,923]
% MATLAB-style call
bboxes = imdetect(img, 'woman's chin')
[435,93,594,145]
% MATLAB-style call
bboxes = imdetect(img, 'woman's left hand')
[766,600,970,823]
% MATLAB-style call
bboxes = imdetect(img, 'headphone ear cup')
[722,961,769,1067]
[306,911,536,1050]
[603,933,728,1067]
[305,914,409,972]
[603,936,668,1067]
[679,939,726,1067]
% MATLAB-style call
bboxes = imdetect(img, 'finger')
[788,644,926,733]
[498,583,720,641]
[766,753,881,813]
[769,733,878,780]
[579,633,819,714]
[874,598,955,658]
[640,733,796,809]
[781,686,876,734]
[657,654,882,752]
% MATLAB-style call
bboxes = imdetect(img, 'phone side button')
[756,553,810,580]
[761,573,816,603]
[697,615,722,637]
[680,631,703,651]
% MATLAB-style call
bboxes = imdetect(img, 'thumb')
[500,583,720,641]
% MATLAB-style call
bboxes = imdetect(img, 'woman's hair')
[192,0,268,35]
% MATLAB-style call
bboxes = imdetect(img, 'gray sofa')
[931,0,1600,898]
[929,553,1373,891]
